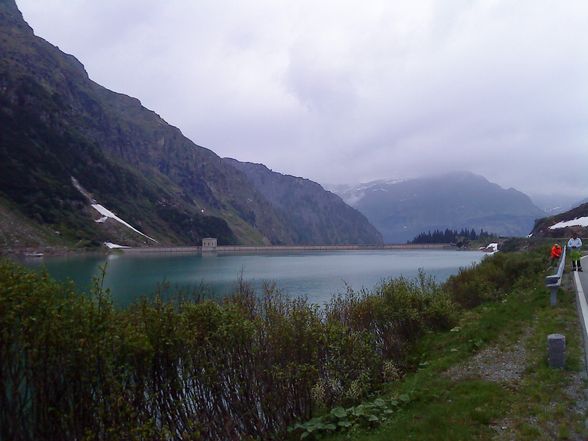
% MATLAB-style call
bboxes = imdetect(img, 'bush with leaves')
[288,394,412,440]
[445,252,543,308]
[0,250,542,441]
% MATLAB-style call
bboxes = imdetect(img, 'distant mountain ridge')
[0,0,380,249]
[331,172,545,243]
[224,159,382,244]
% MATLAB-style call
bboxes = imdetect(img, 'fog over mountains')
[528,194,588,215]
[330,172,546,243]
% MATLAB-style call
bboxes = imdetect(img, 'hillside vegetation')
[1,244,577,441]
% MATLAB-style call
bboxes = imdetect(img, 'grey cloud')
[15,0,588,198]
[284,56,358,115]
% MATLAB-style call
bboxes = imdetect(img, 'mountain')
[223,159,382,244]
[528,193,586,215]
[530,202,588,238]
[332,172,545,243]
[0,0,377,249]
[329,179,405,207]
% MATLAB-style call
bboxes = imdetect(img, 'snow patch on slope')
[91,204,158,242]
[549,217,588,230]
[71,176,158,243]
[480,242,499,254]
[71,177,96,203]
[334,179,405,206]
[104,242,129,249]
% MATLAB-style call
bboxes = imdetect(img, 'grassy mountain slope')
[0,197,72,252]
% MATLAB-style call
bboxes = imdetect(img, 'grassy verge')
[316,266,587,440]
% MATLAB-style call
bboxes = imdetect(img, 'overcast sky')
[15,0,588,198]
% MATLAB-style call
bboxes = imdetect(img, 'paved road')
[573,256,588,369]
[577,255,588,297]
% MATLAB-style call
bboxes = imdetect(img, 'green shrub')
[0,251,543,441]
[325,272,457,365]
[445,252,543,308]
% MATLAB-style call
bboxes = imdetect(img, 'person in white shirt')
[568,231,583,272]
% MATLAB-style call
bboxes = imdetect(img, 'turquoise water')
[23,250,484,307]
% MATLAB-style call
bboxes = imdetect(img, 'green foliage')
[0,259,457,441]
[288,394,412,440]
[322,251,586,441]
[0,250,547,440]
[444,252,544,308]
[325,272,457,367]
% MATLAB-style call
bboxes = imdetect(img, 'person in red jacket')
[549,243,562,267]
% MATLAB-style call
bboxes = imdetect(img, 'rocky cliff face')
[334,172,545,243]
[530,202,588,238]
[0,0,377,247]
[224,159,382,245]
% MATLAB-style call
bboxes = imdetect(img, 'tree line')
[410,228,496,244]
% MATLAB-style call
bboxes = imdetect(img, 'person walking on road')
[568,231,583,272]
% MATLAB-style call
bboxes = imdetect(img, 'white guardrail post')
[545,244,566,306]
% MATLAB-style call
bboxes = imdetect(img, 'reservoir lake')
[23,249,485,307]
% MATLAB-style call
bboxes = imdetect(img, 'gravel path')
[444,323,587,440]
[444,332,529,384]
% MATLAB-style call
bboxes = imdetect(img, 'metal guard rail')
[546,244,566,305]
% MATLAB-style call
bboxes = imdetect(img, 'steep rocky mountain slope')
[224,159,382,244]
[0,0,379,248]
[333,172,545,243]
[530,202,588,238]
